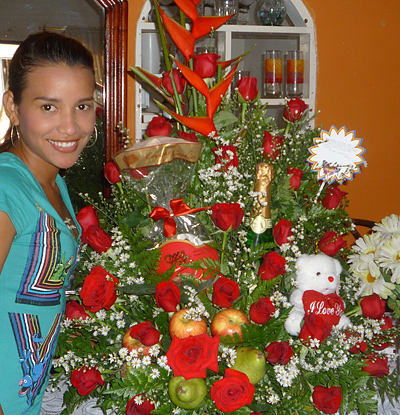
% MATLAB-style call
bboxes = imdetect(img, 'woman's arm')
[0,211,16,274]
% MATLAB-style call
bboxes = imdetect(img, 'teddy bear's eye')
[316,272,321,276]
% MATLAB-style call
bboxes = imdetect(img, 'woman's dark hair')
[1,31,95,152]
[9,31,95,105]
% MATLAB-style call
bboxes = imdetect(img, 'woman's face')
[11,64,96,171]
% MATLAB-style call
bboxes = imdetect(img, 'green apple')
[168,376,207,409]
[231,346,267,384]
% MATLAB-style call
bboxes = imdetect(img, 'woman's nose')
[57,111,78,135]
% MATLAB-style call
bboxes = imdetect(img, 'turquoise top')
[0,153,80,415]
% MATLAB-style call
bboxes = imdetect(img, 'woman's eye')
[42,104,56,112]
[77,104,90,111]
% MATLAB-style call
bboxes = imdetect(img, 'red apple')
[169,308,208,338]
[122,327,151,355]
[211,308,249,339]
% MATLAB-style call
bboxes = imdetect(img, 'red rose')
[126,395,155,415]
[360,293,386,319]
[249,297,276,324]
[191,52,220,78]
[95,106,104,118]
[299,313,332,346]
[322,187,348,210]
[273,219,293,245]
[258,251,286,281]
[162,68,186,95]
[265,341,293,365]
[65,299,90,321]
[71,366,104,396]
[237,76,259,102]
[80,266,119,313]
[312,385,342,414]
[130,321,160,347]
[211,203,244,232]
[212,145,238,172]
[362,354,389,377]
[166,332,220,379]
[104,161,121,184]
[177,131,198,142]
[284,98,308,122]
[347,331,367,354]
[81,225,113,253]
[287,167,303,191]
[146,116,173,137]
[212,276,240,308]
[210,368,255,413]
[155,281,181,312]
[374,315,394,350]
[263,132,284,161]
[318,231,347,256]
[76,205,100,233]
[129,167,150,180]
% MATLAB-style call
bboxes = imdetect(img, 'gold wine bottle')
[247,163,274,247]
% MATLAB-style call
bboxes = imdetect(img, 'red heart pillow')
[302,290,345,328]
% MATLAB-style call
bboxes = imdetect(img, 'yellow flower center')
[366,273,376,283]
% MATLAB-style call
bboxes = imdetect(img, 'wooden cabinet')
[134,0,316,139]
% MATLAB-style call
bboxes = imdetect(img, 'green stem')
[221,231,229,264]
[153,0,171,72]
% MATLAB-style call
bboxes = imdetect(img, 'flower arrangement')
[52,1,400,415]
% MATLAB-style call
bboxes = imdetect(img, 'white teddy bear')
[284,254,351,336]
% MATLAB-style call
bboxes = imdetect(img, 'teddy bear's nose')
[328,276,334,282]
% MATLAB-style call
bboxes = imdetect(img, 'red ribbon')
[150,199,210,238]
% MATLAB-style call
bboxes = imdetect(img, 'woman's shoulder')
[0,153,37,194]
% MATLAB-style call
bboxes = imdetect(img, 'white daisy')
[372,214,400,239]
[378,235,400,282]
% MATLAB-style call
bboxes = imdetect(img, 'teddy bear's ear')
[333,257,342,275]
[295,254,309,271]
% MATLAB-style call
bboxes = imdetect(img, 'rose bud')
[360,293,386,319]
[65,299,90,321]
[146,116,173,137]
[287,166,303,191]
[155,281,181,312]
[322,187,348,209]
[284,98,308,122]
[257,251,286,281]
[211,203,244,232]
[81,225,113,254]
[374,315,394,350]
[318,231,347,256]
[362,354,389,377]
[265,341,293,365]
[299,314,332,347]
[130,321,160,347]
[263,131,284,161]
[177,131,198,142]
[249,297,276,324]
[104,161,121,184]
[191,52,220,78]
[76,205,100,234]
[237,76,258,102]
[273,219,293,245]
[212,276,240,308]
[312,385,342,414]
[71,366,104,396]
[162,68,186,95]
[126,394,155,415]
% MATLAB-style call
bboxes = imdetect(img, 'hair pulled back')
[1,31,95,152]
[9,31,95,105]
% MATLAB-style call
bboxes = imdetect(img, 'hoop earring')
[86,126,98,148]
[10,125,21,149]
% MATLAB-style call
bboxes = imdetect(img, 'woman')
[0,32,96,415]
